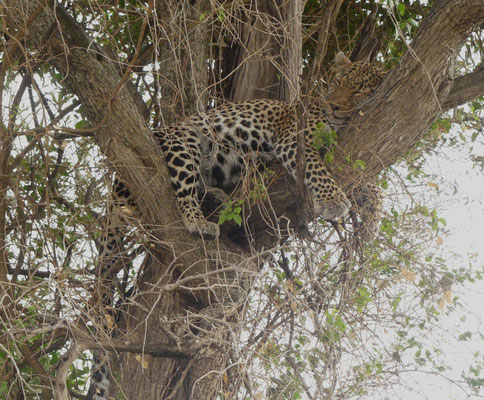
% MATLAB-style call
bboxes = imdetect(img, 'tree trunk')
[222,0,302,102]
[2,1,246,398]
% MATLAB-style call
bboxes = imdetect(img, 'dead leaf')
[135,355,149,369]
[444,289,452,304]
[401,267,416,282]
[104,313,114,330]
[120,206,134,216]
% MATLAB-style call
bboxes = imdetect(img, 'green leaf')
[233,213,242,226]
[217,8,225,22]
[471,100,481,111]
[75,120,88,129]
[353,159,366,170]
[458,331,472,341]
[0,381,7,394]
[324,152,334,163]
[218,214,227,225]
[398,3,405,15]
[354,287,373,312]
[218,200,243,226]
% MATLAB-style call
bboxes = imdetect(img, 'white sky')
[370,129,484,399]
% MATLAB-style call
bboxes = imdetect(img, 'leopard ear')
[334,52,351,69]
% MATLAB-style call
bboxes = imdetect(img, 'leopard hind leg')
[87,177,135,400]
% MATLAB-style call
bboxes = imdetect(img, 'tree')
[0,1,482,399]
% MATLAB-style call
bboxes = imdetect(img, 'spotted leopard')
[87,52,386,399]
[110,53,385,241]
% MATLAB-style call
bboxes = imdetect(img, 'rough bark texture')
[443,67,484,111]
[2,0,483,399]
[111,2,240,399]
[222,0,302,102]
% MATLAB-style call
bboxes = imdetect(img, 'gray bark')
[222,0,302,102]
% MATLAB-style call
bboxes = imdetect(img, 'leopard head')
[326,52,386,114]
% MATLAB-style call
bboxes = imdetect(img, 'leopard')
[86,52,386,400]
[111,52,385,240]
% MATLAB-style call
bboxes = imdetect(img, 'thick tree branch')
[350,5,381,62]
[54,343,86,400]
[2,1,199,247]
[333,0,484,185]
[18,344,53,400]
[2,2,483,398]
[2,3,252,399]
[81,339,190,360]
[443,68,484,111]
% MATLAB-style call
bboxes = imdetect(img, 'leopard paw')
[318,196,352,221]
[186,219,220,240]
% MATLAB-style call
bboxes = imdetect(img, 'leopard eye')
[348,82,363,92]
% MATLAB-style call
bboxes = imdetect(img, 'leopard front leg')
[273,134,351,220]
[176,195,220,239]
[303,145,351,219]
[156,129,220,239]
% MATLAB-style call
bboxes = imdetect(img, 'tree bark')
[222,0,302,103]
[442,67,484,112]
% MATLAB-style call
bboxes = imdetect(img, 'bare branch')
[350,5,381,61]
[18,345,53,400]
[443,68,484,111]
[54,343,87,400]
[296,0,344,235]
